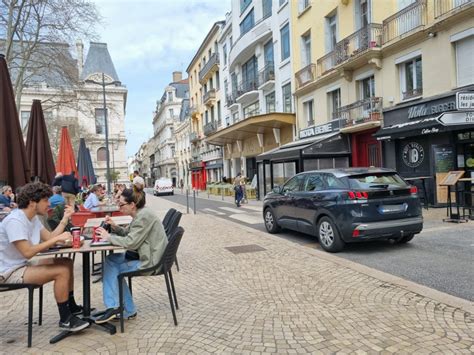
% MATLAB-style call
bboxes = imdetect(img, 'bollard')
[193,189,196,215]
[186,189,189,214]
[222,188,224,201]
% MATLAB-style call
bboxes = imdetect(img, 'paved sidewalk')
[0,196,473,353]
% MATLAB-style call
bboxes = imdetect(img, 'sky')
[92,0,231,157]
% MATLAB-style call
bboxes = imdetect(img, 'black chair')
[0,284,43,347]
[117,226,184,333]
[165,211,182,271]
[162,208,177,232]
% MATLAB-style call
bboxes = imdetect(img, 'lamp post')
[85,73,120,193]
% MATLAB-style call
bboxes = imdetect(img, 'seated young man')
[0,182,89,332]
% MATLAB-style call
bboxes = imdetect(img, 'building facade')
[175,97,192,189]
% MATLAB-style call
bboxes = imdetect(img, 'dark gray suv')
[263,168,423,252]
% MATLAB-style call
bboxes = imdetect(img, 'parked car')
[154,178,174,196]
[262,168,423,252]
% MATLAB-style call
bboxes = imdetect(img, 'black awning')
[205,162,223,170]
[257,132,350,162]
[373,116,446,139]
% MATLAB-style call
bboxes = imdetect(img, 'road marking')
[239,205,262,212]
[202,208,225,215]
[219,207,247,214]
[228,213,263,224]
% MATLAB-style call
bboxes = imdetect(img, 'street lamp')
[85,73,121,193]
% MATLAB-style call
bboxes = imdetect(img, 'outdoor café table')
[38,240,123,343]
[89,205,120,217]
[404,176,432,210]
[84,215,132,228]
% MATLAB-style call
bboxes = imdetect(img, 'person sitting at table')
[0,185,17,209]
[49,186,66,208]
[94,184,168,323]
[0,182,89,332]
[83,185,106,210]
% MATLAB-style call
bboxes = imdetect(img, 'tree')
[0,0,101,107]
[105,170,120,184]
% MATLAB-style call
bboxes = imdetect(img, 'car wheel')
[317,216,345,253]
[264,208,280,234]
[396,234,415,244]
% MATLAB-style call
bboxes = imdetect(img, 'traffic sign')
[438,112,474,126]
[456,92,474,111]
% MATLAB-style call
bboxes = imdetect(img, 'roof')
[80,42,120,82]
[300,168,397,178]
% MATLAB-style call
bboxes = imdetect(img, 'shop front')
[256,120,351,199]
[204,160,223,183]
[189,160,207,190]
[374,89,474,206]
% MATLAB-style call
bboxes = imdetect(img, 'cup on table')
[92,226,100,242]
[70,227,81,248]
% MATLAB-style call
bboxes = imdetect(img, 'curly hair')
[17,182,53,209]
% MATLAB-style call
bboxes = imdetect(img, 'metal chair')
[162,208,177,232]
[0,284,43,347]
[117,226,184,333]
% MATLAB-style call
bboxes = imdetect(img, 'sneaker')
[70,304,83,316]
[94,308,120,324]
[112,312,137,321]
[59,315,90,332]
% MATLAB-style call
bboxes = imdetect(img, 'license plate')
[378,203,408,213]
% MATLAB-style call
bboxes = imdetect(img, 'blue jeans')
[103,253,140,316]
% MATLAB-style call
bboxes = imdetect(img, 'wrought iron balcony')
[258,62,275,87]
[203,89,216,107]
[402,88,423,101]
[434,0,473,18]
[334,97,383,129]
[199,53,219,84]
[382,0,426,44]
[236,78,258,98]
[226,94,237,107]
[317,24,382,76]
[189,131,201,143]
[295,63,316,90]
[203,121,218,136]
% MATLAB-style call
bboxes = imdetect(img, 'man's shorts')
[0,266,28,284]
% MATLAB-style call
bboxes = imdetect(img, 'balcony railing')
[258,62,275,86]
[203,121,218,136]
[226,94,237,106]
[402,88,423,100]
[203,89,216,106]
[317,24,382,76]
[243,108,260,119]
[236,78,258,98]
[382,0,426,44]
[199,53,219,83]
[434,0,473,18]
[295,63,317,90]
[190,131,200,143]
[333,97,383,129]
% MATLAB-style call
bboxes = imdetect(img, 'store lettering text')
[408,101,456,119]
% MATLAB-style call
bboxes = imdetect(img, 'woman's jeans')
[103,253,140,316]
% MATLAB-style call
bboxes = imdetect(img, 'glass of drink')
[71,227,81,248]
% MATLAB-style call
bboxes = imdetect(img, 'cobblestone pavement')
[1,196,473,354]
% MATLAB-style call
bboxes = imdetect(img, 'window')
[95,108,106,134]
[262,0,272,18]
[455,35,474,87]
[282,83,292,112]
[304,99,314,126]
[264,39,274,65]
[240,0,252,13]
[266,92,275,113]
[242,55,257,89]
[223,44,227,65]
[211,106,215,122]
[282,174,305,193]
[205,110,209,124]
[217,101,222,122]
[216,71,220,90]
[301,32,311,66]
[328,89,341,120]
[97,147,107,161]
[224,79,229,99]
[168,91,173,102]
[326,13,338,52]
[400,57,422,100]
[304,174,325,192]
[20,111,30,131]
[323,174,347,189]
[240,8,254,36]
[360,75,375,99]
[280,23,290,60]
[243,101,259,118]
[299,0,311,14]
[279,0,287,6]
[355,0,370,29]
[169,108,174,117]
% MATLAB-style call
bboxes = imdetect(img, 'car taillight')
[347,191,368,200]
[410,186,418,195]
[352,229,360,238]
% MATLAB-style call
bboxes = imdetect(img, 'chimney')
[76,39,84,77]
[172,71,182,82]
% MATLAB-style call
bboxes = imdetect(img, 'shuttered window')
[456,35,474,87]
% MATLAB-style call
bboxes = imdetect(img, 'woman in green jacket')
[95,185,168,323]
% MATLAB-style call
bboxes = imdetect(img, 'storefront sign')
[402,142,425,168]
[407,101,456,119]
[298,119,341,139]
[438,111,474,126]
[456,92,474,110]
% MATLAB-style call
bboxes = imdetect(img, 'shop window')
[272,162,296,187]
[399,57,423,100]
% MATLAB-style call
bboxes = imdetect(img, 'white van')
[154,178,174,196]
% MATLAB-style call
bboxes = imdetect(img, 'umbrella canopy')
[55,126,77,178]
[26,100,56,184]
[77,138,96,187]
[0,54,30,189]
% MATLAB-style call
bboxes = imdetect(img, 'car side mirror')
[272,186,281,194]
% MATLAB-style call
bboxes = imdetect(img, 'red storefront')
[190,161,207,190]
[350,128,382,167]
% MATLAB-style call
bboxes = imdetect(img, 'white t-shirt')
[0,209,44,276]
[133,176,145,187]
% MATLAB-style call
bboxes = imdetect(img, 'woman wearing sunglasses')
[94,184,168,323]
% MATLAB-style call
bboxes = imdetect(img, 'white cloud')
[92,0,231,156]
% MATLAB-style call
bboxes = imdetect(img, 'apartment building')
[187,21,225,190]
[150,72,189,186]
[289,0,473,205]
[174,97,192,188]
[205,0,296,194]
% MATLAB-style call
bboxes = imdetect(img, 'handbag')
[125,250,139,260]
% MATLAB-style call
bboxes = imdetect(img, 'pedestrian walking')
[233,172,243,207]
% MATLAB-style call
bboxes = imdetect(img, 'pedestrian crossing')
[201,205,263,225]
